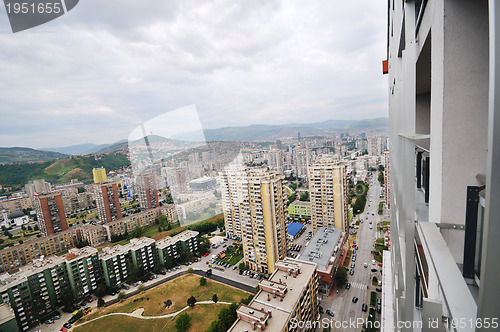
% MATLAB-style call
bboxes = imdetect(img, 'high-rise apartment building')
[33,192,69,236]
[308,157,348,232]
[228,258,319,332]
[367,135,386,156]
[25,179,52,197]
[385,1,499,330]
[268,149,284,174]
[94,181,122,223]
[221,167,287,274]
[137,172,159,210]
[92,167,108,184]
[99,245,129,289]
[384,150,390,209]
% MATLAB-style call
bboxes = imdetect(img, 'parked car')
[377,298,382,305]
[362,304,368,312]
[346,283,351,290]
[53,315,61,320]
[349,269,354,275]
[376,287,382,292]
[45,320,54,324]
[371,268,378,272]
[326,309,335,317]
[63,323,72,329]
[377,304,382,313]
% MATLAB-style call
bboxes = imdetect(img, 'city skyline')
[0,0,387,148]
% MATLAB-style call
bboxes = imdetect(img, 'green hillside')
[0,147,68,164]
[0,153,130,187]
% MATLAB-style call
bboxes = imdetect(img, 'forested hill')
[0,153,130,187]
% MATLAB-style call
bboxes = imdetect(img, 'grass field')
[77,273,249,325]
[73,303,224,332]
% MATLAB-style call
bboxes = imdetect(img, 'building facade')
[33,192,69,236]
[99,245,129,288]
[127,237,158,272]
[94,181,122,224]
[137,173,159,210]
[287,201,311,218]
[0,230,75,273]
[385,1,500,331]
[229,258,319,332]
[102,207,160,241]
[156,230,199,265]
[308,157,348,232]
[92,167,108,184]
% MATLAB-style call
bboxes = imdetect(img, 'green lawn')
[370,291,377,306]
[77,273,250,325]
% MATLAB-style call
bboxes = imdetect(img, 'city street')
[323,174,388,332]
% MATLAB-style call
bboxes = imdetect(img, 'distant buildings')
[92,167,108,184]
[220,166,287,274]
[24,179,51,197]
[0,211,28,228]
[308,157,348,232]
[33,192,69,236]
[229,258,319,331]
[102,207,160,241]
[94,181,122,223]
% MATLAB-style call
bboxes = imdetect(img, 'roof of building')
[287,222,304,237]
[0,229,74,255]
[297,226,343,270]
[99,245,129,260]
[7,211,24,219]
[229,258,317,332]
[65,247,98,263]
[126,237,155,251]
[0,303,15,325]
[289,200,310,207]
[156,230,199,249]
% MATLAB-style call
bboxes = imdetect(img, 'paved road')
[324,174,386,332]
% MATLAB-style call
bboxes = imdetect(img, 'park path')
[74,301,232,328]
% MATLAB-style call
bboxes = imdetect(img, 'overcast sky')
[0,0,387,149]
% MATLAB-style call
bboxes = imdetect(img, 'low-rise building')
[296,227,345,293]
[76,224,108,247]
[288,201,311,218]
[229,258,319,332]
[0,303,19,332]
[103,208,161,241]
[0,229,75,273]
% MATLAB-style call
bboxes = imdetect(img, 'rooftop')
[126,237,155,251]
[287,222,304,237]
[289,200,310,207]
[65,247,98,263]
[0,303,15,325]
[0,229,74,254]
[156,230,199,249]
[297,226,343,270]
[0,255,66,293]
[99,245,129,260]
[229,258,317,332]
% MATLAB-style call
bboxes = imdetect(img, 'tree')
[94,283,107,298]
[131,225,143,238]
[187,296,196,308]
[164,299,172,308]
[212,294,218,303]
[153,263,163,274]
[187,267,194,273]
[117,292,126,301]
[34,224,39,231]
[199,277,207,286]
[299,191,309,201]
[60,286,74,309]
[378,171,384,186]
[175,313,191,331]
[254,285,260,294]
[334,268,348,287]
[238,262,247,271]
[378,164,385,172]
[97,297,105,308]
[138,284,145,292]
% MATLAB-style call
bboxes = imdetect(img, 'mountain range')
[0,117,388,164]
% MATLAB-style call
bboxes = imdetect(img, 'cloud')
[0,0,388,148]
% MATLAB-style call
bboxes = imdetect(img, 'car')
[45,320,54,324]
[124,285,130,290]
[371,268,378,272]
[351,263,355,268]
[239,270,243,275]
[53,315,61,320]
[362,304,368,312]
[377,304,382,313]
[369,221,372,224]
[352,297,358,303]
[377,298,382,305]
[364,262,368,268]
[326,309,335,317]
[87,297,93,302]
[60,328,68,332]
[63,323,72,329]
[376,287,382,292]
[352,257,356,262]
[349,269,354,275]
[233,265,238,270]
[353,240,356,244]
[346,283,351,290]
[110,292,116,296]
